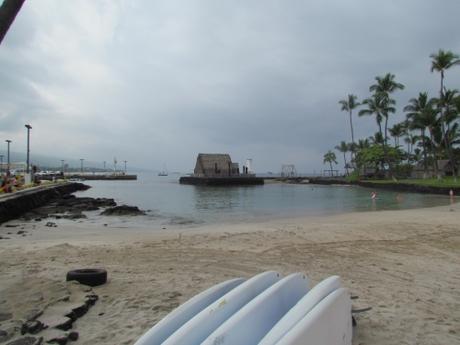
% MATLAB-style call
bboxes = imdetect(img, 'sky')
[1,0,460,173]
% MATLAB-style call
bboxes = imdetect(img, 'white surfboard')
[274,288,352,345]
[259,275,342,345]
[162,271,281,345]
[133,277,245,345]
[201,273,309,345]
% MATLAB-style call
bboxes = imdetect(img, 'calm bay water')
[74,173,452,228]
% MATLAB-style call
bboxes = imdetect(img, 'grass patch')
[365,177,460,188]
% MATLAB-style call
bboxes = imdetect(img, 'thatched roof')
[194,153,234,176]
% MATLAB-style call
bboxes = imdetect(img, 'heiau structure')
[180,153,264,185]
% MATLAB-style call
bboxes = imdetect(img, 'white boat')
[162,271,281,345]
[133,273,352,345]
[201,273,309,345]
[273,287,352,345]
[133,278,245,345]
[259,275,342,345]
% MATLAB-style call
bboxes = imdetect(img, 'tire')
[66,268,107,287]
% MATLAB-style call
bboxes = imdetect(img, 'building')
[193,153,240,177]
[180,153,263,185]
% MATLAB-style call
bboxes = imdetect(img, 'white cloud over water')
[1,0,460,173]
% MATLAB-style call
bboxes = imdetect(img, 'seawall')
[307,177,459,195]
[0,182,90,224]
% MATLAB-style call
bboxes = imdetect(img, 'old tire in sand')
[66,268,107,287]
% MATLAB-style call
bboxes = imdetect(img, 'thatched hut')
[194,153,240,177]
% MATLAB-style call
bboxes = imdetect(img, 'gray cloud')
[1,0,459,173]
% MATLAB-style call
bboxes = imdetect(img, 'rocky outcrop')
[22,196,116,221]
[0,183,90,224]
[100,205,146,216]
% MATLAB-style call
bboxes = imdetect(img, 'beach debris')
[100,205,145,216]
[45,222,57,228]
[5,224,19,228]
[6,336,43,345]
[45,330,79,345]
[0,312,13,321]
[66,269,107,287]
[21,320,47,335]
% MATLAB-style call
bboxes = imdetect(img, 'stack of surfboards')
[134,271,352,345]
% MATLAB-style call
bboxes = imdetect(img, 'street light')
[80,159,84,174]
[5,140,11,175]
[25,124,32,173]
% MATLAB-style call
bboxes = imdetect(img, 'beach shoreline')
[0,203,459,344]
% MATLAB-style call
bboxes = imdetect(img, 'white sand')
[0,202,459,344]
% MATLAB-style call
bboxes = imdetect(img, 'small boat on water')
[158,164,168,176]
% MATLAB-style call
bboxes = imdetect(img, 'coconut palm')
[339,94,360,155]
[389,122,406,147]
[323,150,338,176]
[430,50,460,177]
[335,141,350,175]
[369,73,404,145]
[404,92,438,177]
[430,50,460,99]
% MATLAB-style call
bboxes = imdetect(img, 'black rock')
[21,320,46,335]
[67,332,78,341]
[0,312,12,321]
[100,205,146,216]
[6,336,42,345]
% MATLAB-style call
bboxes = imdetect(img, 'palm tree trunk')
[343,153,348,176]
[439,71,457,179]
[0,0,25,44]
[349,110,355,161]
[421,129,427,178]
[329,162,333,176]
[383,115,395,179]
[429,130,439,178]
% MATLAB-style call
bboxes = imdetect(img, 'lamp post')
[0,155,3,174]
[5,140,11,175]
[25,124,32,173]
[80,159,84,173]
[124,160,127,173]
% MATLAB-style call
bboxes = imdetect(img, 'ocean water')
[74,173,452,228]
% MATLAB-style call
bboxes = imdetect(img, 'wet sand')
[0,202,459,344]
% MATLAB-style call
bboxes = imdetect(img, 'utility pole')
[25,124,32,173]
[5,140,11,175]
[80,158,84,173]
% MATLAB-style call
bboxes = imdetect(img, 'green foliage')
[355,144,404,169]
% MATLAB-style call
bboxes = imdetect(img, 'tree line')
[323,49,460,180]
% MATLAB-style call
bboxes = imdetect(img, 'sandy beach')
[0,202,459,345]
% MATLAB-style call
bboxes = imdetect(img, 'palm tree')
[404,92,438,177]
[323,150,338,176]
[0,0,26,45]
[339,94,360,156]
[430,50,460,99]
[430,50,460,177]
[389,122,406,147]
[369,73,405,146]
[335,141,349,176]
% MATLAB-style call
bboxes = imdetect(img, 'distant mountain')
[0,150,152,172]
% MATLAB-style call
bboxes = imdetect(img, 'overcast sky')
[1,0,460,173]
